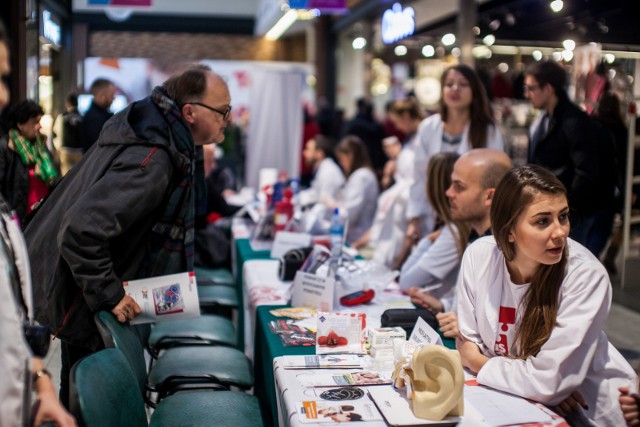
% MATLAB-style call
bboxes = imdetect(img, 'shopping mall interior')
[1,1,640,426]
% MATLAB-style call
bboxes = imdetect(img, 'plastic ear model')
[410,345,464,420]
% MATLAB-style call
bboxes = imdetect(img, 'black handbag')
[380,308,439,336]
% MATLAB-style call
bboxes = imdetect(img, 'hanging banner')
[88,0,152,6]
[288,0,346,14]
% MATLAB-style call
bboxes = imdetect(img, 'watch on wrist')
[33,368,52,384]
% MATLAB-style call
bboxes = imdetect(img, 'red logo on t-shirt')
[495,306,516,355]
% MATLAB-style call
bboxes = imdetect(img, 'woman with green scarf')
[0,100,59,223]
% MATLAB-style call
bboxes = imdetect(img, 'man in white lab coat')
[298,135,345,207]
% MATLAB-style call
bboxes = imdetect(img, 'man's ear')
[181,104,196,124]
[485,188,495,205]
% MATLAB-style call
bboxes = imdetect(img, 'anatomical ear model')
[392,345,464,420]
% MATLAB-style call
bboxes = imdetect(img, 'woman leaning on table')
[456,165,637,426]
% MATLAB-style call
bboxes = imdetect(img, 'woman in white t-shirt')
[457,165,637,426]
[332,136,379,244]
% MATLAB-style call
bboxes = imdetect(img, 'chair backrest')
[70,348,148,427]
[94,311,148,394]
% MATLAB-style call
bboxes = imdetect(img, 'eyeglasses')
[523,84,541,92]
[184,101,232,120]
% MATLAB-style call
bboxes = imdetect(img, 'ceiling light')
[483,34,496,46]
[562,39,575,51]
[489,19,500,31]
[451,47,461,57]
[394,45,408,56]
[498,63,509,73]
[442,33,456,46]
[472,45,492,59]
[552,51,563,61]
[550,0,563,13]
[504,13,516,26]
[265,9,298,41]
[422,45,435,57]
[472,26,481,35]
[605,53,615,64]
[352,37,367,50]
[532,50,543,61]
[561,50,573,61]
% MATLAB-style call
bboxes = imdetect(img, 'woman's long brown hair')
[427,152,469,255]
[490,165,568,358]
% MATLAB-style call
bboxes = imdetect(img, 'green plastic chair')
[194,267,234,287]
[71,348,264,427]
[95,311,253,403]
[147,314,237,356]
[197,284,238,308]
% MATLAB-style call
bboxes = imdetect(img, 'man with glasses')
[24,64,231,407]
[524,60,613,252]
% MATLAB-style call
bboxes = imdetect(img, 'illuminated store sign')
[42,10,61,46]
[381,3,415,44]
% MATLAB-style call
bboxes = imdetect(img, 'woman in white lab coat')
[333,136,379,244]
[407,64,504,238]
[457,165,637,426]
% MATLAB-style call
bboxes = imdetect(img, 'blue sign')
[381,3,415,44]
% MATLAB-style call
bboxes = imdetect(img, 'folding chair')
[70,348,263,427]
[95,311,252,405]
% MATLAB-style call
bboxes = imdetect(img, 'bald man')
[409,149,512,336]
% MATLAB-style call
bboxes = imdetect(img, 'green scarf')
[9,128,59,185]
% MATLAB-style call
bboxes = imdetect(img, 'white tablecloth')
[242,259,413,360]
[243,259,291,359]
[273,357,566,427]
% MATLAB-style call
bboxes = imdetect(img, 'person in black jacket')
[79,78,115,153]
[24,65,232,407]
[0,100,59,223]
[525,60,614,252]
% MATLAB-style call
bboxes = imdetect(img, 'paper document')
[282,355,364,369]
[464,383,553,426]
[368,386,461,426]
[124,271,200,325]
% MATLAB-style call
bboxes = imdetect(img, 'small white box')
[368,327,406,349]
[369,347,394,359]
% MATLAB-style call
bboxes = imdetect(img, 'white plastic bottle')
[328,208,345,309]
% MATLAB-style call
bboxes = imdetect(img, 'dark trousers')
[59,341,93,409]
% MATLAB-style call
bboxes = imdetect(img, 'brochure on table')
[296,399,383,423]
[124,271,200,325]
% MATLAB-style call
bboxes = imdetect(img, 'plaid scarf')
[139,86,206,277]
[9,129,58,185]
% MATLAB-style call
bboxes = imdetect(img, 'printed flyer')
[124,271,200,325]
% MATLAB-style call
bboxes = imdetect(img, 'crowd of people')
[0,17,639,426]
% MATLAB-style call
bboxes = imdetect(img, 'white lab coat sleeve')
[398,225,460,291]
[407,116,438,220]
[486,124,505,151]
[456,243,492,355]
[476,256,612,405]
[341,170,371,226]
[316,158,345,200]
